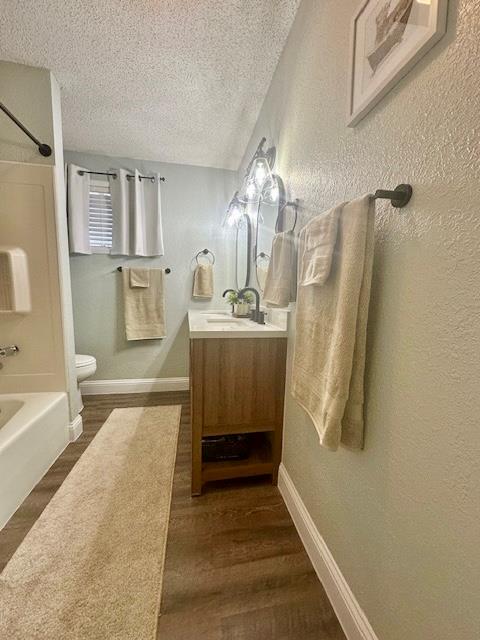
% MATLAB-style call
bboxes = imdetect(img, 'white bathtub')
[0,392,69,530]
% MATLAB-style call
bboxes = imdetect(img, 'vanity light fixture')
[238,137,276,204]
[223,191,244,227]
[262,174,280,204]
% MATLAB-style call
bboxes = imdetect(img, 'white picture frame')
[348,0,448,127]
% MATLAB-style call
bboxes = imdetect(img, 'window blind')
[88,180,113,251]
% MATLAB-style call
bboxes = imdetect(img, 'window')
[89,179,113,253]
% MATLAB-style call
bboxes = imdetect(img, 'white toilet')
[75,354,97,383]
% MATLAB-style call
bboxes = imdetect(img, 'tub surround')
[0,162,67,393]
[0,62,80,423]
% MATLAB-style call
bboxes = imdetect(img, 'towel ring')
[195,248,215,265]
[255,252,270,265]
[275,198,299,234]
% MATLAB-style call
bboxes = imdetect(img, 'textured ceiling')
[0,0,300,169]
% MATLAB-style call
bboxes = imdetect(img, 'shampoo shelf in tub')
[0,247,31,313]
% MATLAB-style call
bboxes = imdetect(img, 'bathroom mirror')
[235,213,251,290]
[255,175,296,292]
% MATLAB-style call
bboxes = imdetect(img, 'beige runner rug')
[0,405,181,639]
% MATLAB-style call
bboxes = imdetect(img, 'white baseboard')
[80,377,190,396]
[68,414,83,442]
[278,463,378,640]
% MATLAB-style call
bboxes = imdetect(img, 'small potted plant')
[225,290,254,317]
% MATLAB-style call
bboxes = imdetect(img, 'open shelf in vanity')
[202,432,274,483]
[188,310,288,496]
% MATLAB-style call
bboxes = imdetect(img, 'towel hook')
[195,248,215,265]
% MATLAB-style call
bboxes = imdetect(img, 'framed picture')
[348,0,448,126]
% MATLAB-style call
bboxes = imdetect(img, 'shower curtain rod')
[0,102,52,157]
[78,170,166,183]
[373,184,412,208]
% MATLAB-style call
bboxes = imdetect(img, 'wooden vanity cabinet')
[190,337,287,495]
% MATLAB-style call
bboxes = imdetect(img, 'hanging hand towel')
[291,195,375,451]
[263,230,297,307]
[129,268,150,288]
[67,164,91,254]
[122,268,166,340]
[192,264,214,299]
[256,264,268,291]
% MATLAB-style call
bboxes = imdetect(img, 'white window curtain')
[107,168,164,257]
[109,168,130,255]
[67,163,91,254]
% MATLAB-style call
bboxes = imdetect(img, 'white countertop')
[188,309,289,339]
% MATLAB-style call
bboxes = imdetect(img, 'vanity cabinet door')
[199,338,287,434]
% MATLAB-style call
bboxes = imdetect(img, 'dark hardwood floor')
[0,392,346,640]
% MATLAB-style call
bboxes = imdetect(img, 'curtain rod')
[78,170,166,183]
[0,102,52,157]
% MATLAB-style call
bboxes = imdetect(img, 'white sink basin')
[188,309,288,339]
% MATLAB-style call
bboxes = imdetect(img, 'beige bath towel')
[192,263,213,299]
[291,195,375,451]
[263,230,297,307]
[123,268,166,340]
[129,267,150,288]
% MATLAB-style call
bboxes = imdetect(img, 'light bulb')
[229,204,241,226]
[254,161,267,187]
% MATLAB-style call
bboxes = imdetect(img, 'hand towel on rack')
[263,230,297,307]
[129,268,150,288]
[256,264,268,291]
[122,268,166,340]
[192,264,214,299]
[291,195,375,451]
